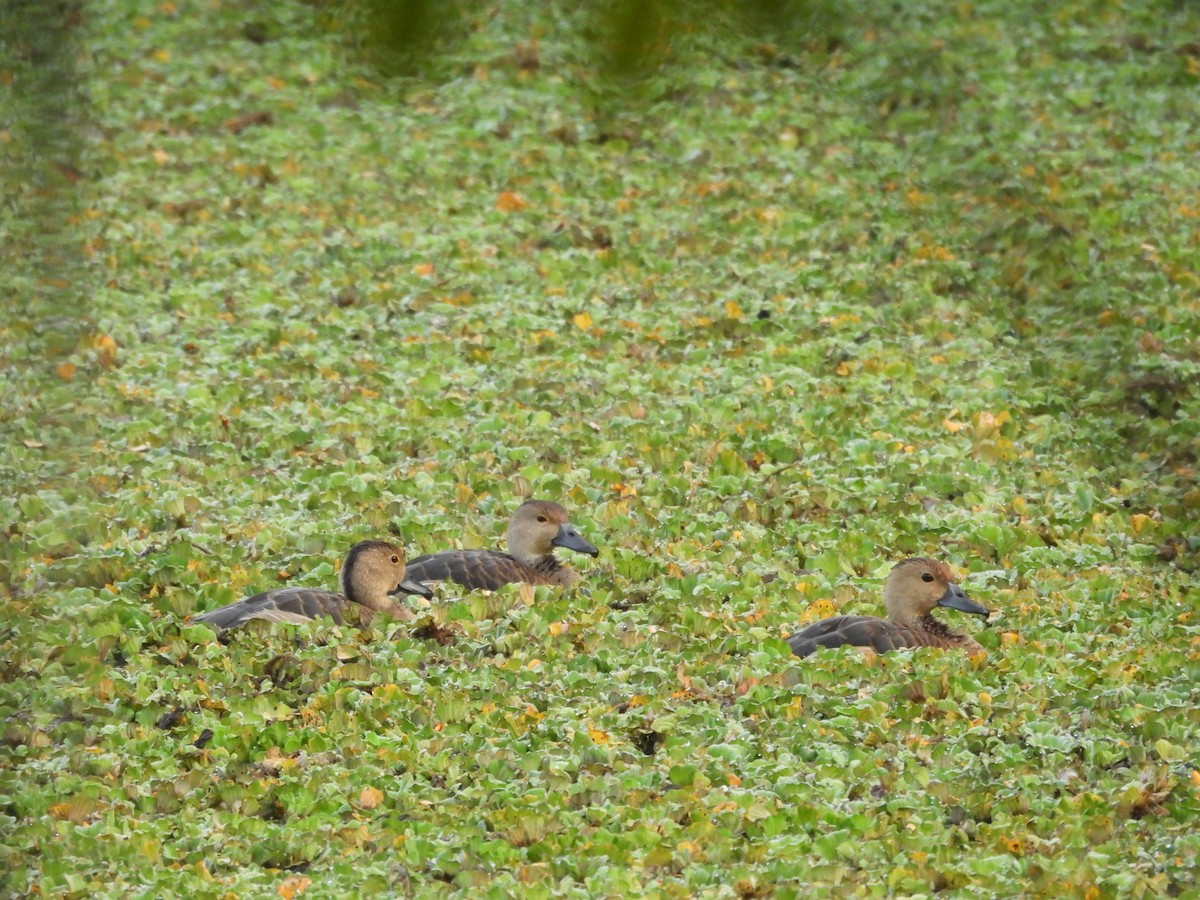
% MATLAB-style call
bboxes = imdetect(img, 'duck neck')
[918,614,962,640]
[341,565,390,611]
[531,554,577,585]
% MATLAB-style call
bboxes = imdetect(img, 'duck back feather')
[405,549,571,590]
[787,614,977,657]
[194,588,355,631]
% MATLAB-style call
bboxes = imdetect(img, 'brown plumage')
[406,499,599,590]
[787,558,990,658]
[192,540,432,633]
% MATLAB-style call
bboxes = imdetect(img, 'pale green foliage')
[1,0,1198,896]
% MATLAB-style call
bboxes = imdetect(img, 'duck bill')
[391,577,434,599]
[552,525,600,557]
[937,586,990,619]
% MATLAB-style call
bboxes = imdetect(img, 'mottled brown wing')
[193,588,350,632]
[787,615,912,657]
[405,550,533,591]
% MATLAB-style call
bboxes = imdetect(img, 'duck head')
[342,539,433,608]
[883,557,990,625]
[506,499,599,562]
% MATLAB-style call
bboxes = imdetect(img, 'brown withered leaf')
[163,199,205,222]
[222,110,274,134]
[513,41,540,71]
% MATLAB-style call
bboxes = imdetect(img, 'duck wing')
[786,615,914,657]
[405,550,537,591]
[193,588,351,632]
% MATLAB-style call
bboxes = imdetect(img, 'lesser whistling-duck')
[786,558,990,657]
[405,499,599,590]
[192,540,432,633]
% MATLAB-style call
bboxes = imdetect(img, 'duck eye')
[391,555,400,564]
[537,516,547,523]
[921,573,935,583]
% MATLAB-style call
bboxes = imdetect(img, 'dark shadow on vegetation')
[1,0,94,588]
[0,0,91,356]
[349,0,848,80]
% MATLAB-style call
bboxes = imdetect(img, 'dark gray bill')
[552,524,599,557]
[392,576,434,599]
[937,584,990,619]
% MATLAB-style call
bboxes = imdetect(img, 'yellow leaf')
[588,726,610,744]
[548,621,567,637]
[358,786,384,809]
[518,582,536,606]
[56,361,76,381]
[571,311,592,331]
[277,875,312,899]
[724,300,743,320]
[152,49,171,62]
[1130,513,1151,536]
[49,797,99,823]
[495,191,527,212]
[801,598,837,623]
[412,262,435,277]
[1000,631,1021,646]
[835,361,851,376]
[525,658,541,671]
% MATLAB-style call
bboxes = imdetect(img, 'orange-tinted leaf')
[94,334,118,368]
[358,786,384,809]
[496,191,527,212]
[277,875,312,899]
